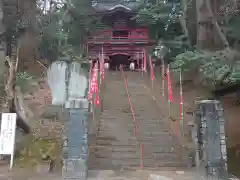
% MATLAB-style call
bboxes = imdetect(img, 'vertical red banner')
[95,62,100,106]
[95,88,100,106]
[88,63,100,105]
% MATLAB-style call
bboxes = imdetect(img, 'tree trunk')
[185,0,198,46]
[196,0,228,49]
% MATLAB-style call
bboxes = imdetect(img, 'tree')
[135,0,188,60]
[170,0,240,90]
[37,0,103,61]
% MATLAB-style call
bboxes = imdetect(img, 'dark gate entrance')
[109,54,130,70]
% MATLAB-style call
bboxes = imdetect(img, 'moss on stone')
[15,135,62,169]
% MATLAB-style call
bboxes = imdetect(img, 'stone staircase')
[89,109,141,169]
[127,77,187,168]
[89,72,188,170]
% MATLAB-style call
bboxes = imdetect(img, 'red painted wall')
[92,28,149,39]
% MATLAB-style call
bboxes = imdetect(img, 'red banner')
[95,86,100,106]
[94,63,100,106]
[88,64,98,101]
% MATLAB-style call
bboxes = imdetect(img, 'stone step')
[135,142,175,148]
[99,117,118,121]
[136,118,165,125]
[136,136,173,141]
[92,144,177,154]
[92,150,181,161]
[139,146,177,153]
[97,120,131,125]
[91,145,139,152]
[134,134,172,139]
[140,131,171,136]
[96,140,138,146]
[95,137,175,147]
[103,128,170,134]
[128,123,166,128]
[97,130,134,135]
[97,124,171,136]
[92,151,139,159]
[133,114,160,118]
[96,134,135,139]
[97,126,134,131]
[89,158,185,168]
[127,126,168,131]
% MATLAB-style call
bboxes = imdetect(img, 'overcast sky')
[39,0,65,13]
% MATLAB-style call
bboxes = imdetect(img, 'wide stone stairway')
[88,71,188,170]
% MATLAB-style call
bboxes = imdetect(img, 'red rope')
[120,65,137,137]
[120,65,144,169]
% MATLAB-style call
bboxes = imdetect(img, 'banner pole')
[92,63,97,121]
[168,100,171,118]
[101,47,104,112]
[180,69,184,136]
[167,64,171,118]
[149,55,154,89]
[10,150,14,170]
[96,62,100,112]
[161,60,165,97]
[142,52,144,77]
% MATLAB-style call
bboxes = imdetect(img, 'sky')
[38,0,66,13]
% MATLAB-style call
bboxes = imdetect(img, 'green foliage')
[166,0,240,89]
[200,58,231,86]
[170,49,240,88]
[170,51,203,71]
[219,1,240,48]
[15,136,62,168]
[223,62,240,85]
[37,0,101,61]
[59,44,82,61]
[16,72,34,92]
[136,0,181,38]
[136,0,187,61]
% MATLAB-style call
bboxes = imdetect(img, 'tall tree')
[37,0,103,61]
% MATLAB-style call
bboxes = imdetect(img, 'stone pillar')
[62,62,90,180]
[62,107,89,180]
[195,100,228,179]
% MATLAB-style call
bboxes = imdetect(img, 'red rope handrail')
[120,65,144,169]
[120,65,137,137]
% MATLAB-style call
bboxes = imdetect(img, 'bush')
[16,71,33,92]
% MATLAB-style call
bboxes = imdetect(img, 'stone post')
[62,62,90,180]
[195,100,228,179]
